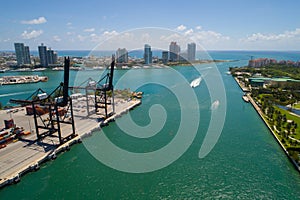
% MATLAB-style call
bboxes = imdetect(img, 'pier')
[0,56,146,188]
[0,75,48,85]
[0,97,141,187]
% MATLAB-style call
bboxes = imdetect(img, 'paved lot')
[0,97,140,183]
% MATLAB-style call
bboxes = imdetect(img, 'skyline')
[1,0,300,51]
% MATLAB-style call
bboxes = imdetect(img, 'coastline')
[233,76,300,172]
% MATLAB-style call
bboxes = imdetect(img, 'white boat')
[190,77,202,88]
[242,95,249,103]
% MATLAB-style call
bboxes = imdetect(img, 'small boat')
[242,95,249,103]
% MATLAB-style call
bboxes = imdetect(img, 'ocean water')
[1,51,300,199]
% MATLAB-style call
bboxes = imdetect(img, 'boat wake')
[0,91,32,98]
[211,100,220,110]
[190,77,202,88]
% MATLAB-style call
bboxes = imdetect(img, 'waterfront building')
[24,46,31,65]
[144,44,152,64]
[47,48,55,65]
[187,42,196,61]
[14,43,31,66]
[53,52,58,64]
[38,44,58,67]
[116,48,128,63]
[169,42,180,62]
[162,51,168,64]
[38,43,48,67]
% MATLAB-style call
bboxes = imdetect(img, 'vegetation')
[231,62,300,164]
[230,63,300,80]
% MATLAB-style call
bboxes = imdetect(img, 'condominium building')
[38,43,48,67]
[187,42,196,61]
[14,43,31,66]
[116,48,128,63]
[144,44,152,64]
[169,42,180,62]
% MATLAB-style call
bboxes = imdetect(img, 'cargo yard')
[0,95,141,187]
[0,56,143,188]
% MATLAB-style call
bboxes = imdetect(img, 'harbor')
[0,56,144,188]
[0,96,141,188]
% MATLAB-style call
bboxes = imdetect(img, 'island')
[230,58,300,171]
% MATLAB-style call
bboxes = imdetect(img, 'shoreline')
[0,99,141,188]
[233,76,300,172]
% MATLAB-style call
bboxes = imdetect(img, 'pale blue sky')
[1,0,300,50]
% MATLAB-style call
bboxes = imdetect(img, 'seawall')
[233,76,300,172]
[0,99,142,188]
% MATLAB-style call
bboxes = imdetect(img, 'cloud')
[196,26,202,30]
[192,30,230,43]
[3,38,10,42]
[21,30,43,39]
[160,33,181,42]
[66,22,74,29]
[21,17,47,25]
[176,25,187,31]
[243,28,300,42]
[184,29,194,36]
[141,33,151,42]
[84,28,95,32]
[53,35,61,42]
[103,30,119,37]
[89,33,102,42]
[77,34,86,42]
[66,31,74,35]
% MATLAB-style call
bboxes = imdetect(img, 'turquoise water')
[1,52,300,199]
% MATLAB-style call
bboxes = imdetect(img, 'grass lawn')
[274,106,300,140]
[293,102,300,110]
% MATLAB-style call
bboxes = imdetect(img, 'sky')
[1,0,300,51]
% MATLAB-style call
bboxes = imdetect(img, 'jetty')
[0,75,48,85]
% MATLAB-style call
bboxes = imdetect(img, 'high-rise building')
[169,42,180,62]
[53,52,58,64]
[144,44,152,64]
[47,48,54,65]
[116,48,128,63]
[162,51,169,64]
[38,44,58,67]
[187,42,196,61]
[14,43,31,66]
[24,46,31,65]
[38,43,48,67]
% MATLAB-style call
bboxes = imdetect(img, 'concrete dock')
[0,97,141,187]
